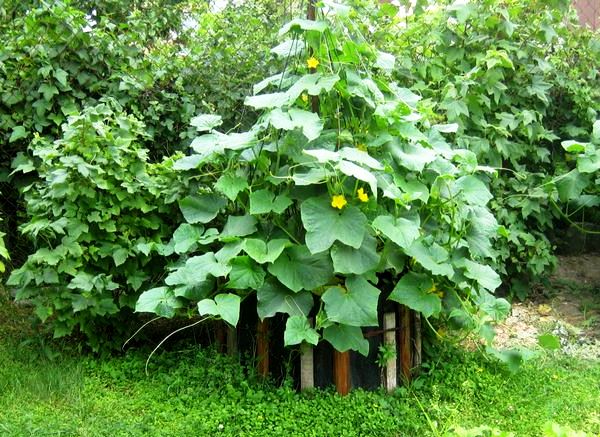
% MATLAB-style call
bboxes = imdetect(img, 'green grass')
[1,291,599,436]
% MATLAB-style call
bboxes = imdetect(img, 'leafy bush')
[135,4,510,356]
[0,0,285,269]
[351,0,600,297]
[7,102,183,349]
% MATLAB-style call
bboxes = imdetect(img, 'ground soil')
[493,255,600,360]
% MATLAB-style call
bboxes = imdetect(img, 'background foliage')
[1,0,599,353]
[354,0,600,297]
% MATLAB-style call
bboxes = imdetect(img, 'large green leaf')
[214,173,248,201]
[136,287,181,318]
[190,131,257,155]
[323,323,369,356]
[172,279,214,301]
[257,279,313,320]
[197,293,241,326]
[372,215,420,250]
[178,194,227,224]
[220,215,257,240]
[286,73,340,99]
[172,223,204,254]
[279,18,328,36]
[455,176,493,206]
[284,315,319,346]
[406,240,454,278]
[339,147,384,170]
[165,253,230,286]
[225,256,265,290]
[267,245,333,292]
[330,234,380,275]
[268,108,323,141]
[322,276,380,327]
[249,190,293,215]
[245,92,289,109]
[300,197,366,254]
[389,141,437,172]
[243,238,289,264]
[389,272,440,318]
[190,114,222,132]
[462,259,501,291]
[270,39,305,58]
[556,169,589,202]
[338,160,378,198]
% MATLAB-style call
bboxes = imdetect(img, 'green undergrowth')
[1,293,599,437]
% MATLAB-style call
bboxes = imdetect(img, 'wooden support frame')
[215,321,227,354]
[398,305,412,383]
[412,312,422,372]
[300,317,314,390]
[227,325,238,357]
[257,319,269,377]
[300,343,314,390]
[333,350,350,395]
[383,312,397,392]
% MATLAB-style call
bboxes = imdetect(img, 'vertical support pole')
[412,312,422,372]
[215,321,227,354]
[383,312,397,392]
[257,319,269,377]
[307,0,320,114]
[398,305,412,383]
[227,325,238,357]
[300,317,314,390]
[333,350,351,396]
[300,343,314,390]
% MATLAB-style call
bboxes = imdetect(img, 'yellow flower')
[357,188,369,202]
[428,283,444,298]
[331,194,347,209]
[356,143,367,152]
[301,93,309,103]
[306,57,320,69]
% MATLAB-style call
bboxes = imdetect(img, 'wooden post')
[215,321,227,354]
[300,317,314,390]
[300,343,314,390]
[227,325,238,357]
[412,312,422,372]
[307,0,319,113]
[383,312,397,392]
[333,350,350,395]
[398,306,412,383]
[257,319,269,377]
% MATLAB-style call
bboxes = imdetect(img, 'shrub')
[7,101,183,349]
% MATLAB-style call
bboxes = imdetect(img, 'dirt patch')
[492,255,600,360]
[553,254,600,288]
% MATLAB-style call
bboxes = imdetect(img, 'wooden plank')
[227,325,238,357]
[300,342,314,390]
[256,319,269,377]
[215,321,226,354]
[333,350,351,395]
[383,312,397,392]
[300,317,314,390]
[412,312,422,372]
[398,305,412,383]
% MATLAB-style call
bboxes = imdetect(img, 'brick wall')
[574,0,599,29]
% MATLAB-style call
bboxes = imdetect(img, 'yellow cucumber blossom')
[331,194,347,210]
[356,143,367,152]
[356,187,369,202]
[306,56,320,69]
[301,93,309,103]
[428,283,444,298]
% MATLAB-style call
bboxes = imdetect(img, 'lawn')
[1,289,599,437]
